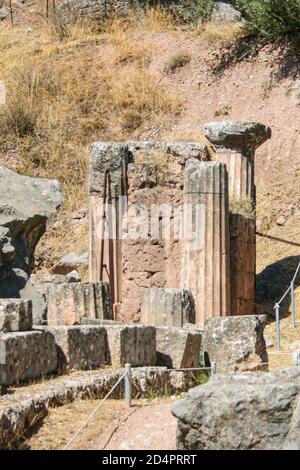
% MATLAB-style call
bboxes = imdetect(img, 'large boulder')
[0,166,62,298]
[172,368,300,450]
[212,1,245,24]
[202,315,268,372]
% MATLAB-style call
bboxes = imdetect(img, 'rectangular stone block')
[0,331,57,386]
[202,315,268,372]
[46,282,112,325]
[37,325,108,371]
[105,324,156,367]
[141,288,195,327]
[156,326,202,369]
[0,299,32,332]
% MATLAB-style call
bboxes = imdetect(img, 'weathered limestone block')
[230,214,256,315]
[20,273,80,324]
[37,325,108,371]
[105,324,156,367]
[182,160,230,327]
[202,315,268,371]
[0,299,32,332]
[0,166,62,298]
[172,368,300,450]
[46,281,111,325]
[156,327,202,369]
[0,331,57,386]
[140,288,195,328]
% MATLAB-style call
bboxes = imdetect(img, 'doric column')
[205,121,271,204]
[182,160,230,327]
[204,121,271,316]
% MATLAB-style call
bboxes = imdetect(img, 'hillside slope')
[0,4,300,314]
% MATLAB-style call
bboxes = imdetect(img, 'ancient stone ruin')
[0,121,271,404]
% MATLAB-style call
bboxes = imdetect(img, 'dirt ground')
[24,397,178,451]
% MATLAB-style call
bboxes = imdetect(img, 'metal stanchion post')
[275,303,280,352]
[291,281,296,328]
[125,363,132,408]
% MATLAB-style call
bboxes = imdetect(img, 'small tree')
[237,0,300,40]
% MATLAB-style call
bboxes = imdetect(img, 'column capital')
[204,121,271,156]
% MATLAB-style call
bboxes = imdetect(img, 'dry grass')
[0,7,181,268]
[164,51,191,74]
[23,399,126,450]
[200,21,247,43]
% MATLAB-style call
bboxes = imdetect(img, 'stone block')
[105,324,156,367]
[172,368,300,450]
[46,281,112,325]
[140,288,195,328]
[37,325,108,371]
[202,315,268,372]
[156,327,202,369]
[0,299,32,332]
[20,273,81,324]
[0,331,57,386]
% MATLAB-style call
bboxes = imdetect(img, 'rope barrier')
[63,370,127,450]
[274,259,300,351]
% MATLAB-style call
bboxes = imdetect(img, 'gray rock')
[0,166,62,298]
[0,299,32,332]
[293,350,300,367]
[156,326,202,369]
[141,288,195,328]
[58,0,130,22]
[204,121,271,152]
[0,6,9,20]
[172,368,300,450]
[0,330,57,386]
[37,325,108,371]
[105,324,156,367]
[46,281,112,325]
[212,1,245,24]
[202,315,268,371]
[52,251,88,275]
[20,273,80,324]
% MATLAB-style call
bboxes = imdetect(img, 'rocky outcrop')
[0,166,62,298]
[202,315,268,371]
[212,1,245,24]
[58,0,129,22]
[172,368,300,450]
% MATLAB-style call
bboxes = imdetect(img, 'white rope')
[63,370,127,450]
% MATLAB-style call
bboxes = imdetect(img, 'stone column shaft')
[182,160,230,327]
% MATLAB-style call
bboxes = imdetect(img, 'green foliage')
[237,0,300,40]
[171,0,214,25]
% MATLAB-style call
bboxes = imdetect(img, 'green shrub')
[237,0,300,40]
[171,0,214,25]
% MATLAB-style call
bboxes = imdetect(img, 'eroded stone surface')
[105,324,156,367]
[204,121,271,153]
[37,325,108,371]
[141,288,195,328]
[0,330,57,386]
[20,273,80,324]
[172,368,300,450]
[0,166,62,298]
[202,315,268,371]
[0,299,32,332]
[156,326,201,369]
[46,281,112,325]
